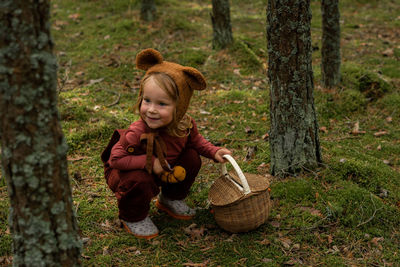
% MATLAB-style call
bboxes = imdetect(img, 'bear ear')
[136,48,163,71]
[182,67,206,91]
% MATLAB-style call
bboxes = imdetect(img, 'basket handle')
[221,154,251,195]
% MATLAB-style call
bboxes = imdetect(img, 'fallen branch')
[356,194,383,228]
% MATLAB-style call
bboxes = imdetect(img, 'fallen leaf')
[270,221,280,228]
[382,48,394,57]
[319,126,328,133]
[283,258,297,265]
[374,130,388,137]
[184,223,205,239]
[199,109,211,115]
[292,243,300,250]
[244,146,257,161]
[245,126,254,134]
[327,235,333,244]
[258,238,271,245]
[299,207,323,217]
[262,133,269,140]
[371,237,384,250]
[88,78,104,86]
[102,246,110,255]
[67,155,89,161]
[351,121,366,135]
[377,145,382,150]
[385,116,392,123]
[279,237,292,249]
[68,13,81,21]
[262,258,273,263]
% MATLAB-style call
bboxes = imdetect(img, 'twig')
[95,88,121,107]
[58,59,72,93]
[356,194,383,228]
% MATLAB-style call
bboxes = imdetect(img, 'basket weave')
[208,155,271,233]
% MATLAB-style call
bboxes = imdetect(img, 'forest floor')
[1,0,400,266]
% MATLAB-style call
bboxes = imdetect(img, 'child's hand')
[153,158,164,175]
[214,148,232,163]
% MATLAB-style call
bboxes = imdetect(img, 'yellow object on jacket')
[160,166,186,183]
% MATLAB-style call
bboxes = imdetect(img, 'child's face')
[140,76,176,129]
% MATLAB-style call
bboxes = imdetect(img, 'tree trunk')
[0,1,81,266]
[321,0,341,87]
[211,0,233,49]
[266,0,322,176]
[140,0,157,22]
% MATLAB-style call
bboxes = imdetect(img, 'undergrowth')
[0,0,399,266]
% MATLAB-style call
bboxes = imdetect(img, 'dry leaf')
[262,133,269,140]
[385,116,392,123]
[258,238,271,245]
[377,145,382,150]
[319,126,328,133]
[102,246,110,255]
[283,259,297,265]
[374,130,388,137]
[279,237,292,249]
[270,221,280,228]
[327,235,333,244]
[244,146,257,161]
[382,48,394,57]
[88,78,104,86]
[68,13,81,21]
[351,121,366,135]
[245,126,254,134]
[184,223,205,239]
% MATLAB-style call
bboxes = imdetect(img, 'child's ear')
[182,67,206,91]
[136,48,163,71]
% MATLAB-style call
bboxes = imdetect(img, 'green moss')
[177,48,208,68]
[322,181,399,230]
[341,63,392,100]
[271,178,316,204]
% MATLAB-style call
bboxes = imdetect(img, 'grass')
[1,0,400,265]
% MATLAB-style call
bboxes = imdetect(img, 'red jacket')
[109,118,220,170]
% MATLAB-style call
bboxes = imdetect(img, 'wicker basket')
[208,155,271,233]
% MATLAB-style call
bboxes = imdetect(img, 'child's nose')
[148,104,157,112]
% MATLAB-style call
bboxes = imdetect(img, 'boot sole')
[155,199,194,220]
[120,221,159,240]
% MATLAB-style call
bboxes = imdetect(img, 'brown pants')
[105,149,201,222]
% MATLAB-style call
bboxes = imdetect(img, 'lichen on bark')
[0,1,81,265]
[321,0,341,87]
[266,0,322,176]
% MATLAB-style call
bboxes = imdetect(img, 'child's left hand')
[214,148,232,163]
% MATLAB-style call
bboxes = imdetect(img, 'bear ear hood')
[136,48,163,71]
[183,67,206,91]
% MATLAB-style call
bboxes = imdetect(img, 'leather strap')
[140,132,170,174]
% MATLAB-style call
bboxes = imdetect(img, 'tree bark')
[140,0,157,22]
[266,0,322,176]
[211,0,233,49]
[321,0,341,87]
[0,1,81,266]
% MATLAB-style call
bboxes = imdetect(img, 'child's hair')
[135,72,193,137]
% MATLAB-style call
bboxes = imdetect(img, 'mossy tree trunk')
[211,0,233,49]
[266,0,322,176]
[321,0,341,87]
[140,0,157,22]
[0,1,81,265]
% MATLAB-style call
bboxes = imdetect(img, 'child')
[101,48,231,239]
